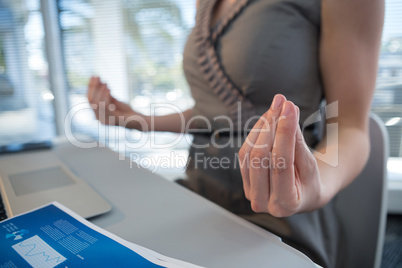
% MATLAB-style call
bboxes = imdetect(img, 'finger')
[294,104,315,178]
[92,82,108,106]
[87,76,95,102]
[90,79,105,106]
[244,94,286,149]
[97,84,112,119]
[89,84,107,121]
[100,87,112,113]
[240,94,286,201]
[270,101,299,215]
[88,76,100,103]
[99,84,111,106]
[239,117,264,200]
[294,121,315,182]
[295,104,311,161]
[105,89,112,108]
[248,94,286,211]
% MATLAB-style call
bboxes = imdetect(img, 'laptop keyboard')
[0,192,7,222]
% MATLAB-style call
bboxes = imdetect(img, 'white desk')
[49,141,316,267]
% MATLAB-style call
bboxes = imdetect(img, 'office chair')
[334,113,389,268]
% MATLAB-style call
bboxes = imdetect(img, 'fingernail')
[272,95,283,110]
[281,101,293,116]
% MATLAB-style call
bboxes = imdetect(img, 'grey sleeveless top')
[184,0,324,145]
[181,1,344,267]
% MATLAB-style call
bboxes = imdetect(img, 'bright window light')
[385,117,401,126]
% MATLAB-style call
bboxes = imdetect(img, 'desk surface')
[50,142,316,267]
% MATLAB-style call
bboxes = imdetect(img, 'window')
[0,0,55,145]
[58,0,195,131]
[58,0,196,179]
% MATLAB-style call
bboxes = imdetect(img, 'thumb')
[294,106,316,176]
[294,124,317,182]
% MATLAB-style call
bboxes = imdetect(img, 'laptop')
[0,145,111,221]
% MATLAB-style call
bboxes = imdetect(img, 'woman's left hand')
[239,94,324,217]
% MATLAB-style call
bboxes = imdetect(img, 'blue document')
[0,203,200,268]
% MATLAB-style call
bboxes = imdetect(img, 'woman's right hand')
[87,76,146,130]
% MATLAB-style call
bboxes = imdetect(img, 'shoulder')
[321,0,384,41]
[319,0,384,127]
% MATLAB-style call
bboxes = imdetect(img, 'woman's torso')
[184,0,324,139]
[181,1,343,267]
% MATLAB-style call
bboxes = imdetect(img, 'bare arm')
[316,0,385,204]
[239,0,384,216]
[140,109,194,133]
[87,76,193,133]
